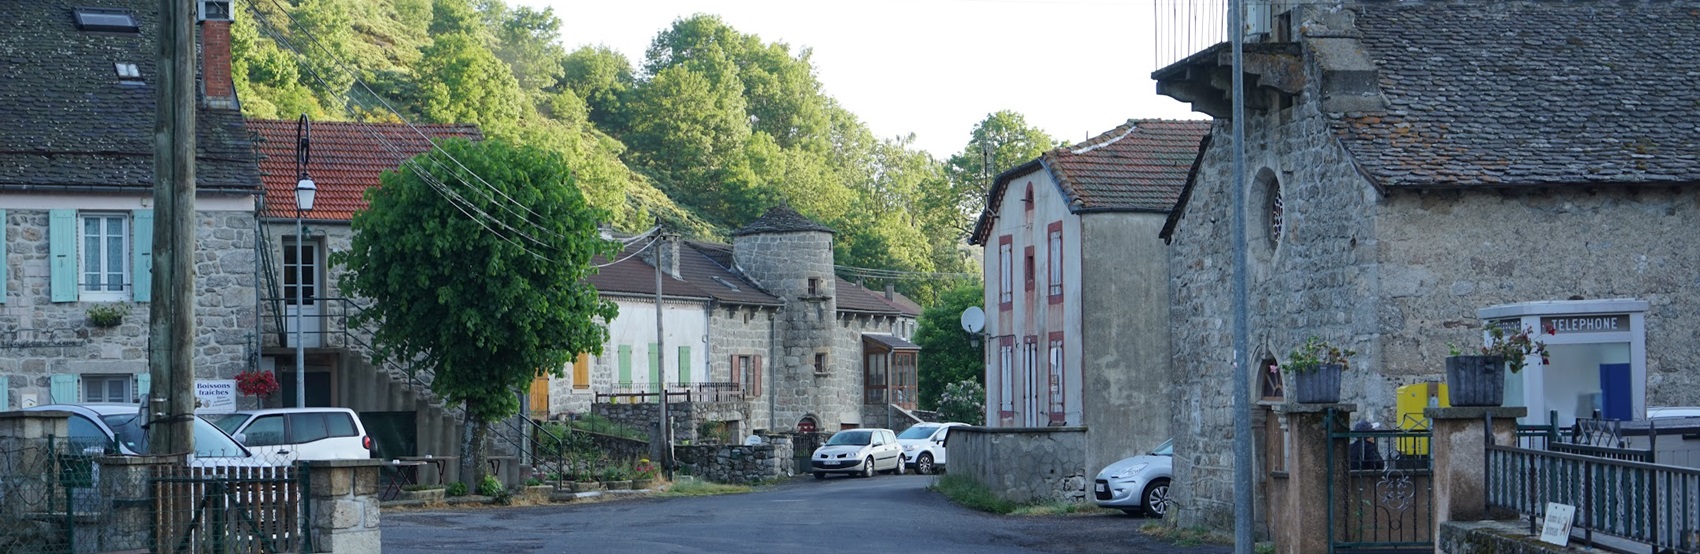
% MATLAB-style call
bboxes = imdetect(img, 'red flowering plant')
[1451,323,1554,373]
[235,370,281,397]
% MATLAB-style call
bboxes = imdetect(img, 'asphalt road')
[381,474,1234,553]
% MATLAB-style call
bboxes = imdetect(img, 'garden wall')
[674,435,794,484]
[947,426,1088,504]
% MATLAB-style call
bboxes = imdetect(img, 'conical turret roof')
[731,204,836,236]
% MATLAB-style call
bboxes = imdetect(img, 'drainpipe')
[768,307,777,431]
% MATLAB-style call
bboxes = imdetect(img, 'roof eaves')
[1161,132,1214,243]
[969,158,1046,245]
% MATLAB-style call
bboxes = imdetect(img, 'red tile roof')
[248,119,483,220]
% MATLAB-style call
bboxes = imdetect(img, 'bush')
[566,414,647,441]
[938,380,986,425]
[478,474,505,497]
[930,474,1016,514]
[445,482,468,497]
[599,463,630,482]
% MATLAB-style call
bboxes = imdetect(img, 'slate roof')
[248,120,483,220]
[835,278,921,317]
[970,119,1210,244]
[587,239,782,307]
[732,205,836,236]
[863,333,921,350]
[0,0,259,192]
[1335,1,1700,188]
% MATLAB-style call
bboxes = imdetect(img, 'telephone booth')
[1477,299,1648,427]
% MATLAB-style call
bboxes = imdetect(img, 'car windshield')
[103,413,252,458]
[1151,439,1174,456]
[897,426,940,440]
[826,430,872,446]
[207,414,250,435]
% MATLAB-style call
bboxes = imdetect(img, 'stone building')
[0,0,261,409]
[563,206,923,437]
[1153,0,1700,530]
[968,119,1209,477]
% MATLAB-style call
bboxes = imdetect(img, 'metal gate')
[152,464,309,554]
[1325,409,1435,553]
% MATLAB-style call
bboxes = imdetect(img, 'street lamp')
[294,115,315,408]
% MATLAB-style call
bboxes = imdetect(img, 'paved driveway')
[382,474,1233,553]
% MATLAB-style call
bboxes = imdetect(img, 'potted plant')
[601,463,632,491]
[1281,336,1356,404]
[631,459,658,490]
[234,370,281,398]
[567,463,600,493]
[85,304,129,328]
[1445,323,1552,407]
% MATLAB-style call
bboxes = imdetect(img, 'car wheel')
[1142,478,1171,518]
[892,458,905,475]
[915,453,935,475]
[814,472,825,480]
[861,457,875,478]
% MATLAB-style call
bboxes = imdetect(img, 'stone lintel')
[1425,406,1528,420]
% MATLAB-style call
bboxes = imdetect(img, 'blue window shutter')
[617,345,632,386]
[49,210,77,302]
[649,343,661,390]
[132,210,153,302]
[136,373,151,401]
[0,207,7,302]
[0,376,9,411]
[50,374,78,403]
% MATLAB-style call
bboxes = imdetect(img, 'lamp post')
[294,116,316,408]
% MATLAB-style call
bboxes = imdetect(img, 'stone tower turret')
[731,206,849,431]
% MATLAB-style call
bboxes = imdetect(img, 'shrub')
[85,304,129,328]
[445,482,468,497]
[930,474,1016,514]
[937,380,986,425]
[478,474,506,497]
[599,463,630,482]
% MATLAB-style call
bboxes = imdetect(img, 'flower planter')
[567,481,601,493]
[605,480,633,490]
[631,478,654,490]
[396,487,445,503]
[1445,355,1506,407]
[1291,363,1343,403]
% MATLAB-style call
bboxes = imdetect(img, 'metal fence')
[0,436,308,554]
[1487,440,1700,552]
[1325,409,1435,552]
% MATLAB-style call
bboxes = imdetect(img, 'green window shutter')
[131,210,153,302]
[49,210,77,302]
[677,346,691,386]
[617,345,632,386]
[50,374,78,403]
[0,376,9,411]
[0,209,8,304]
[136,373,151,401]
[648,343,661,390]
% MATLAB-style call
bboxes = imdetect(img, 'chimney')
[198,2,237,110]
[885,283,895,300]
[642,234,681,280]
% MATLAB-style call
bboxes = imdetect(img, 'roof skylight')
[711,276,741,291]
[74,7,139,33]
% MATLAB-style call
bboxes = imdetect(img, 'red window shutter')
[753,355,763,397]
[730,355,741,388]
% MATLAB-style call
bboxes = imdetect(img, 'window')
[1047,222,1063,299]
[1024,246,1035,291]
[114,63,140,78]
[1268,181,1284,247]
[291,413,334,443]
[894,352,917,408]
[999,338,1014,414]
[808,277,820,295]
[1024,183,1034,210]
[998,236,1013,307]
[735,355,752,394]
[814,352,828,374]
[283,238,319,308]
[73,7,139,33]
[1048,333,1065,424]
[80,213,129,301]
[83,374,134,403]
[571,353,590,390]
[864,352,888,405]
[244,416,286,446]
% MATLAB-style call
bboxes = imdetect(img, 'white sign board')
[195,380,238,414]
[1539,502,1575,546]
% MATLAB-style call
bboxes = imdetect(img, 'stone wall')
[674,434,794,484]
[947,426,1088,504]
[2,209,260,408]
[1165,6,1700,532]
[592,399,751,445]
[733,230,858,432]
[703,304,775,432]
[1079,213,1175,477]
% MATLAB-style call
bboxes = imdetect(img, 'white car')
[1647,407,1700,420]
[205,408,372,464]
[25,403,270,466]
[1093,439,1173,517]
[811,428,904,479]
[897,422,965,475]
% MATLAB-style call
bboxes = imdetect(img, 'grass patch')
[564,414,648,442]
[929,474,1019,514]
[661,478,751,497]
[1138,522,1234,546]
[1010,502,1119,516]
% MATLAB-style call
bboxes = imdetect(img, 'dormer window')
[74,7,139,33]
[115,63,140,78]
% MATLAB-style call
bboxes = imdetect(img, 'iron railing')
[1325,408,1435,552]
[594,383,749,404]
[1486,441,1700,552]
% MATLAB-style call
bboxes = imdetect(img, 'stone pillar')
[1271,402,1354,554]
[306,459,384,553]
[1426,406,1524,552]
[0,410,70,439]
[98,455,182,552]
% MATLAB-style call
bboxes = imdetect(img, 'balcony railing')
[1155,0,1228,70]
[1486,442,1700,552]
[594,383,748,404]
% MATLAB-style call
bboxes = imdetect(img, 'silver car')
[1093,439,1173,517]
[811,428,904,479]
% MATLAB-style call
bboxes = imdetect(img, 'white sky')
[516,0,1202,159]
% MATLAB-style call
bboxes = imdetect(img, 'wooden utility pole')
[148,0,197,456]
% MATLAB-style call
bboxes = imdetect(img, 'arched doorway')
[796,416,817,433]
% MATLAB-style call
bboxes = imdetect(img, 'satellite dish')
[960,306,986,334]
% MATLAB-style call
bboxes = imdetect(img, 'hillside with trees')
[234,0,1060,304]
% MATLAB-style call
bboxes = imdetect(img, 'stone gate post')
[1426,406,1523,553]
[306,459,384,553]
[1271,402,1354,554]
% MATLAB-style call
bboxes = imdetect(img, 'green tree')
[415,33,525,139]
[944,111,1061,235]
[937,380,986,426]
[913,284,986,410]
[485,3,566,91]
[334,138,618,487]
[558,46,635,132]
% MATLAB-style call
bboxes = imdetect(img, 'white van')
[205,408,372,464]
